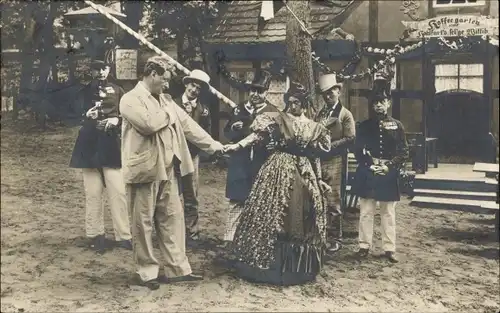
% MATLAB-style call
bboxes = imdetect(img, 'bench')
[473,162,499,235]
[473,162,499,176]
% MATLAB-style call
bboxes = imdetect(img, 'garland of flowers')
[215,32,498,87]
[312,39,424,81]
[214,51,249,88]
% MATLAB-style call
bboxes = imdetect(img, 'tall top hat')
[245,69,272,90]
[182,69,210,89]
[372,79,391,102]
[318,73,342,93]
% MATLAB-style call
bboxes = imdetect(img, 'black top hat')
[372,89,391,103]
[91,59,111,70]
[245,69,272,91]
[371,79,391,102]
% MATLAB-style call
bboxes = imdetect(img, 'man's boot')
[88,234,107,254]
[356,248,369,259]
[385,251,399,263]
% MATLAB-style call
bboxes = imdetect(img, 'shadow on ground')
[448,246,499,260]
[430,226,498,244]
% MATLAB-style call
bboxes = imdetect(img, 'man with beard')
[69,59,132,254]
[351,86,409,263]
[315,73,356,254]
[174,70,212,241]
[222,69,279,244]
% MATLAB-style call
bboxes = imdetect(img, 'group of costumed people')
[222,69,408,286]
[68,55,408,289]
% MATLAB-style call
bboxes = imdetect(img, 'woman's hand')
[319,180,332,193]
[223,143,240,154]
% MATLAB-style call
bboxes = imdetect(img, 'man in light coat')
[315,73,356,254]
[120,56,224,290]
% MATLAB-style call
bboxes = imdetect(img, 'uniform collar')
[376,114,389,122]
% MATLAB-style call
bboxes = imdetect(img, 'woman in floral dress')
[223,82,332,286]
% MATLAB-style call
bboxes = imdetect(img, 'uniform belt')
[96,120,107,130]
[372,157,390,165]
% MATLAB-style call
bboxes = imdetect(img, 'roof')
[64,3,126,18]
[207,0,360,44]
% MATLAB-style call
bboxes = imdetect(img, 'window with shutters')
[434,63,483,93]
[432,0,486,8]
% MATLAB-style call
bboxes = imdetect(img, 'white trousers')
[128,167,192,282]
[223,200,244,241]
[82,168,132,241]
[358,198,397,252]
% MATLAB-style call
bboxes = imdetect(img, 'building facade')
[205,0,499,163]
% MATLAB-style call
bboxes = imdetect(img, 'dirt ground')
[1,122,499,312]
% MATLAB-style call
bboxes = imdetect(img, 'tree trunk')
[19,3,37,95]
[285,0,315,117]
[33,1,59,130]
[122,1,143,49]
[121,1,143,90]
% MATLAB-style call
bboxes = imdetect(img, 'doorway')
[431,91,488,163]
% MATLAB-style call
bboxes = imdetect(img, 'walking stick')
[83,1,237,109]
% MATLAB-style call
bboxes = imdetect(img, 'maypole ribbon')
[83,0,236,109]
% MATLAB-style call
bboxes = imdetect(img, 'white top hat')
[318,73,342,93]
[182,69,210,88]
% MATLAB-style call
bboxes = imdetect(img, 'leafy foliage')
[0,1,90,49]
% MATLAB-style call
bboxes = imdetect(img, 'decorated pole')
[284,0,316,117]
[83,0,237,109]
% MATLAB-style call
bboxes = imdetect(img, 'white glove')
[86,107,99,120]
[104,117,119,132]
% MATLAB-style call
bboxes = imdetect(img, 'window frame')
[432,0,486,8]
[434,63,484,93]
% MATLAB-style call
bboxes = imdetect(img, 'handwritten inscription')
[115,49,138,80]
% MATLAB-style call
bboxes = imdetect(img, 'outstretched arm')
[169,95,223,155]
[223,113,278,153]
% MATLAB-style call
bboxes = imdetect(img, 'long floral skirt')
[231,151,327,286]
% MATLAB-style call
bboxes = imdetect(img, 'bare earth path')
[1,124,499,312]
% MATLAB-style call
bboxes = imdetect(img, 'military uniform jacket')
[351,115,409,201]
[69,80,124,169]
[174,94,211,157]
[224,100,279,202]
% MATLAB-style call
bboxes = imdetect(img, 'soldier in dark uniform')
[173,69,212,241]
[69,59,132,254]
[351,87,409,263]
[222,69,280,244]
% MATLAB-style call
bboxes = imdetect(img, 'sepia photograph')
[1,0,499,312]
